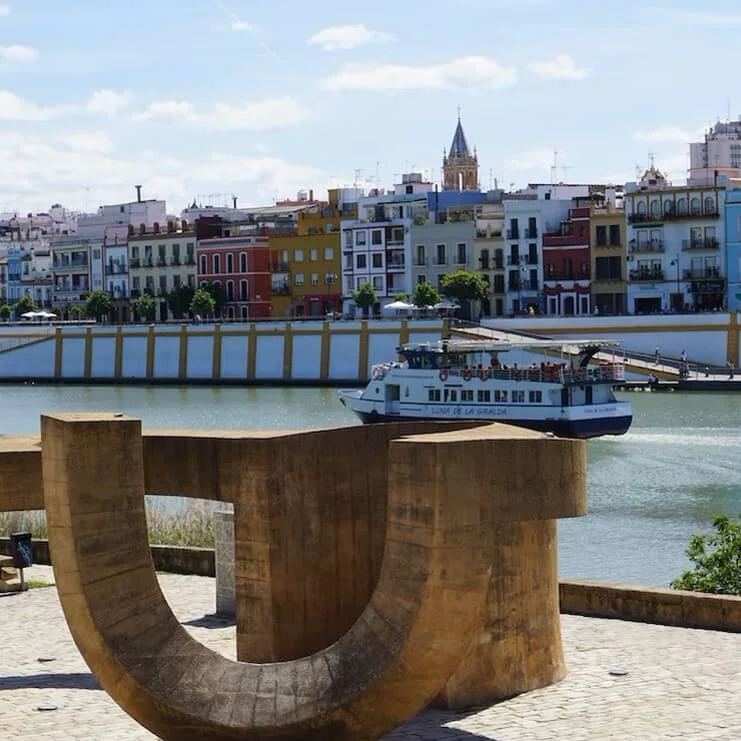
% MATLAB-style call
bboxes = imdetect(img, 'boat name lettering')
[430,406,507,418]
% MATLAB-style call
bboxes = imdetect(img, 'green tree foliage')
[411,281,441,308]
[351,282,377,317]
[166,286,195,319]
[84,289,112,322]
[200,281,225,315]
[134,291,156,322]
[671,515,741,594]
[0,304,11,321]
[14,294,35,316]
[392,291,409,303]
[190,288,216,318]
[67,304,84,320]
[439,268,489,302]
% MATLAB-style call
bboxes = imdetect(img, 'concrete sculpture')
[1,414,586,740]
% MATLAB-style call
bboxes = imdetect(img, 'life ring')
[478,368,488,381]
[462,368,472,382]
[439,369,449,381]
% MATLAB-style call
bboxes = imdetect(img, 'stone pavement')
[2,567,741,740]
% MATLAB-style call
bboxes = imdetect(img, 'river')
[3,384,739,587]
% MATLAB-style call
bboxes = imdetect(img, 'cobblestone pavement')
[3,566,741,740]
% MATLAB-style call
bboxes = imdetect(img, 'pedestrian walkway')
[3,566,741,740]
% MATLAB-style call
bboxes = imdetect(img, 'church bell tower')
[442,111,479,191]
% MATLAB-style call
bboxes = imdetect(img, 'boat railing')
[436,363,624,384]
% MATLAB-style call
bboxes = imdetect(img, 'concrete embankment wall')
[0,320,444,385]
[8,537,739,633]
[483,313,740,366]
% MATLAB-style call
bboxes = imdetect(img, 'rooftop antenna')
[561,165,573,182]
[353,168,363,188]
[648,152,656,169]
[635,164,642,179]
[550,150,559,185]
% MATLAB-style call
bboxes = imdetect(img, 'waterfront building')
[0,222,54,308]
[77,187,167,239]
[689,119,741,184]
[625,167,726,313]
[542,206,592,316]
[50,236,98,310]
[724,188,741,310]
[195,217,270,319]
[442,115,479,191]
[474,201,506,317]
[590,203,626,315]
[409,220,475,296]
[128,225,197,321]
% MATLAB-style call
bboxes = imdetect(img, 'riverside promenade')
[3,567,741,740]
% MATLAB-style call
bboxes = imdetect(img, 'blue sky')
[2,0,741,213]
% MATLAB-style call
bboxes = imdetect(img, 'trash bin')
[9,532,33,569]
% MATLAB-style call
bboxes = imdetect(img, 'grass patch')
[0,500,216,549]
[26,578,55,589]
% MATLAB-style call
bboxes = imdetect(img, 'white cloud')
[0,5,10,16]
[58,130,115,154]
[0,44,37,62]
[0,90,69,120]
[527,54,587,80]
[308,24,394,51]
[321,55,517,91]
[634,126,697,144]
[642,7,741,25]
[507,148,558,172]
[86,89,134,116]
[132,96,309,131]
[228,19,251,31]
[0,130,329,214]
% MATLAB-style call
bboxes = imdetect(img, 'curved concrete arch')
[40,414,585,740]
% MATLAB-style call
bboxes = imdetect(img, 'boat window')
[495,390,507,402]
[461,389,474,402]
[512,390,525,403]
[449,389,457,402]
[428,388,441,402]
[528,390,543,403]
[408,355,420,369]
[477,389,491,402]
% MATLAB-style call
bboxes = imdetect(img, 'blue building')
[725,188,741,310]
[6,246,22,305]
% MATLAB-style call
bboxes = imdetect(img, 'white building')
[689,119,741,185]
[625,167,726,313]
[78,187,167,240]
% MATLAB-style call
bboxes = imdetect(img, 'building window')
[704,196,715,213]
[343,231,353,248]
[690,197,700,215]
[226,280,234,301]
[456,243,467,264]
[356,254,367,269]
[239,252,247,272]
[356,231,367,246]
[416,244,425,266]
[199,255,206,274]
[372,276,383,290]
[677,197,687,215]
[159,276,167,294]
[595,225,607,246]
[372,253,383,269]
[132,276,140,290]
[417,275,426,284]
[226,253,233,273]
[436,244,446,265]
[173,275,181,288]
[240,279,248,300]
[310,248,318,261]
[294,272,305,287]
[213,254,221,274]
[310,272,319,285]
[609,224,621,246]
[188,274,195,288]
[371,230,382,245]
[294,248,304,262]
[93,248,101,259]
[324,247,334,260]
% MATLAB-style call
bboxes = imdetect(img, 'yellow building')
[590,204,626,315]
[269,190,354,318]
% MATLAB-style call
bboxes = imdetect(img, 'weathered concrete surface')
[36,414,584,740]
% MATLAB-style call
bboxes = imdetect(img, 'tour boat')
[338,338,632,439]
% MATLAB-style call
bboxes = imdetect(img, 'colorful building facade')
[590,204,626,315]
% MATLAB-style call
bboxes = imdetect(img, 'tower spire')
[442,111,479,191]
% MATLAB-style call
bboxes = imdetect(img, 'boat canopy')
[398,338,622,354]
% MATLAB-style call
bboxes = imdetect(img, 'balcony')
[681,237,720,251]
[506,230,520,240]
[130,289,141,299]
[157,257,167,267]
[592,274,623,283]
[542,232,588,247]
[434,257,448,266]
[387,259,405,271]
[142,258,154,268]
[52,257,88,270]
[507,255,521,266]
[630,207,720,224]
[414,258,427,267]
[628,213,663,224]
[524,228,538,239]
[630,268,664,282]
[594,240,622,249]
[683,266,722,280]
[629,239,664,253]
[270,281,290,294]
[271,260,290,271]
[170,257,181,266]
[130,258,141,268]
[545,270,591,281]
[507,279,539,291]
[185,256,196,266]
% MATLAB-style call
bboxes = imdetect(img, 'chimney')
[232,195,238,209]
[309,189,314,201]
[135,185,142,202]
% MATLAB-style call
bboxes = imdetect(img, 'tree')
[190,288,216,318]
[84,289,112,322]
[200,281,226,316]
[0,304,10,321]
[671,515,741,595]
[439,268,489,320]
[167,286,195,319]
[411,281,441,309]
[392,291,409,303]
[134,292,156,322]
[351,282,377,318]
[67,304,84,320]
[14,294,35,316]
